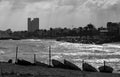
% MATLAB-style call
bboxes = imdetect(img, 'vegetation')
[10,23,98,39]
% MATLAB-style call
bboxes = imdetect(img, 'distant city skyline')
[0,0,120,31]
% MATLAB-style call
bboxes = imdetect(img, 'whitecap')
[0,50,5,55]
[21,39,42,42]
[73,58,120,63]
[103,44,120,48]
[52,55,62,59]
[86,58,120,63]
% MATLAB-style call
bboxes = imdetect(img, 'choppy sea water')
[0,39,120,73]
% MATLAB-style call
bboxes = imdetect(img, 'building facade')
[28,18,39,32]
[107,22,120,36]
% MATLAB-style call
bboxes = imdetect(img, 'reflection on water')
[0,39,120,72]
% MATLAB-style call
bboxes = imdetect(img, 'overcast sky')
[0,0,120,31]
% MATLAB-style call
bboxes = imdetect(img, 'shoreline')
[0,62,120,77]
[0,37,120,45]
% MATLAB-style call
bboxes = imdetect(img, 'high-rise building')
[28,18,39,32]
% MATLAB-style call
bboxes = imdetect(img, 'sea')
[0,39,120,73]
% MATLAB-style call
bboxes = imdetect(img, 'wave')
[52,55,63,60]
[73,58,120,63]
[21,39,42,42]
[59,42,103,48]
[103,44,120,48]
[60,51,120,56]
[59,41,120,49]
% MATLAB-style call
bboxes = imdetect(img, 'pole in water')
[82,60,84,71]
[104,61,106,70]
[34,54,36,64]
[104,61,105,66]
[15,46,18,63]
[49,46,51,66]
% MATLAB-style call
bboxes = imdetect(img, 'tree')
[84,23,98,37]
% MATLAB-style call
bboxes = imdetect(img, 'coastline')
[0,39,120,76]
[0,36,119,45]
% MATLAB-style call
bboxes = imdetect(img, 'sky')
[0,0,120,31]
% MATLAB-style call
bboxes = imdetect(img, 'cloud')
[1,0,119,13]
[82,0,120,27]
[0,0,87,13]
[85,0,120,9]
[56,0,87,13]
[0,0,120,30]
[0,0,54,11]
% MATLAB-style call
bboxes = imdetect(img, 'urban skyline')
[0,0,120,31]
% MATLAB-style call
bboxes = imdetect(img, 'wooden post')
[82,60,84,71]
[104,61,105,66]
[49,46,51,66]
[15,46,18,63]
[34,54,36,63]
[104,61,105,70]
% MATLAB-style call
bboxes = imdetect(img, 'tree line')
[2,22,120,43]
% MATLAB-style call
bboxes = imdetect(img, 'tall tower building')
[28,18,39,32]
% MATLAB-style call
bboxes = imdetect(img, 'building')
[99,27,108,34]
[28,18,39,32]
[107,22,120,36]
